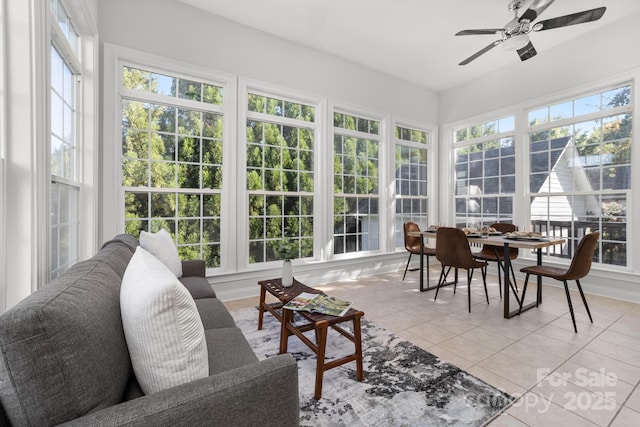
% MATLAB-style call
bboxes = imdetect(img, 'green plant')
[275,239,299,260]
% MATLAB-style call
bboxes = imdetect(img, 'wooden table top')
[258,277,362,323]
[407,230,566,249]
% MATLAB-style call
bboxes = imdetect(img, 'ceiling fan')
[456,0,606,65]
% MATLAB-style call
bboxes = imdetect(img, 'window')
[0,0,5,308]
[333,112,380,254]
[246,92,315,263]
[121,66,225,268]
[394,124,430,247]
[50,0,80,279]
[528,84,632,266]
[454,116,516,228]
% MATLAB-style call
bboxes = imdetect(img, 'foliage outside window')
[395,125,430,247]
[246,93,315,263]
[333,112,380,254]
[528,84,632,266]
[121,66,224,268]
[454,116,516,229]
[50,0,80,279]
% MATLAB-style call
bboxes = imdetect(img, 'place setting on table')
[406,224,566,319]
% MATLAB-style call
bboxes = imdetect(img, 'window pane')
[247,92,316,263]
[454,116,516,228]
[334,113,381,254]
[123,66,224,107]
[528,84,632,266]
[50,38,79,278]
[121,67,224,268]
[574,94,600,116]
[394,126,430,246]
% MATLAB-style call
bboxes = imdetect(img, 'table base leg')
[314,320,329,400]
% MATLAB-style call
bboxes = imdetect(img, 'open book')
[284,292,353,317]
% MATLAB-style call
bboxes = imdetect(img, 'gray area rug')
[232,307,513,426]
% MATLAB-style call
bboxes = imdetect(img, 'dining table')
[406,229,566,319]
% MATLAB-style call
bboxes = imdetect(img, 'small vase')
[282,259,293,287]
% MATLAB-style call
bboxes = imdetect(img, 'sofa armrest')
[181,259,206,277]
[58,354,299,427]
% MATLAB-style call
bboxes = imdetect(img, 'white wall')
[3,0,48,309]
[97,0,438,122]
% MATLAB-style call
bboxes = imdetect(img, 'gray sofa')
[0,234,299,426]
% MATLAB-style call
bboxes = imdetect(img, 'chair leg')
[518,274,530,315]
[451,267,457,294]
[467,269,473,313]
[481,265,489,305]
[402,253,412,281]
[434,265,447,301]
[563,280,578,333]
[575,279,593,324]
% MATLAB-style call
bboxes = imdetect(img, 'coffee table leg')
[354,313,364,382]
[279,308,291,354]
[258,287,266,330]
[314,320,329,400]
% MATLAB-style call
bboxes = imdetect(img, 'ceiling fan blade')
[455,29,503,36]
[533,7,606,31]
[459,40,501,66]
[517,41,537,61]
[519,0,555,23]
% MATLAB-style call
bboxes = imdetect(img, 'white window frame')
[39,0,98,283]
[330,103,388,258]
[49,4,81,279]
[452,114,517,229]
[238,78,325,269]
[525,82,633,270]
[103,45,237,275]
[120,64,228,269]
[0,0,6,311]
[392,119,435,250]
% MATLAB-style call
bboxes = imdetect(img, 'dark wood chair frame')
[434,227,489,313]
[518,231,599,332]
[402,222,436,284]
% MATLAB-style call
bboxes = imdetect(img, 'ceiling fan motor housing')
[508,0,526,12]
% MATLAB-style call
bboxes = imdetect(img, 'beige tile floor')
[224,267,640,427]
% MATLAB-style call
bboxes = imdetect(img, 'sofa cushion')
[195,298,238,329]
[101,233,140,254]
[0,245,134,426]
[204,328,259,375]
[181,259,206,278]
[139,229,183,278]
[120,247,208,395]
[180,275,217,299]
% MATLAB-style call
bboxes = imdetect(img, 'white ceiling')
[175,0,638,92]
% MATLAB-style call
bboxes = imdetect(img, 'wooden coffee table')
[257,278,365,400]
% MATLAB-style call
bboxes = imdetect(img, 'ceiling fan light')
[502,34,530,51]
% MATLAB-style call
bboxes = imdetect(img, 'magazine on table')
[284,292,352,317]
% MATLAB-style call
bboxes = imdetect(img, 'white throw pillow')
[120,247,208,395]
[139,229,183,278]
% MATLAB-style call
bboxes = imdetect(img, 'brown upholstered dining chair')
[473,223,519,298]
[434,227,489,312]
[518,231,599,333]
[402,222,436,282]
